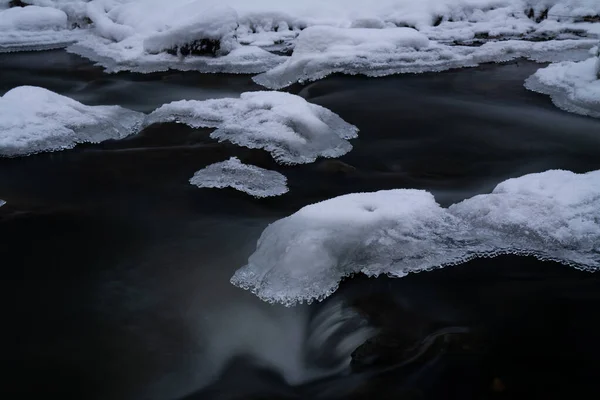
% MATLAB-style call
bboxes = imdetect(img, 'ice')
[145,91,358,165]
[231,169,600,305]
[525,54,600,118]
[0,86,145,157]
[190,157,288,198]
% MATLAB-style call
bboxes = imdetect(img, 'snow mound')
[0,86,145,157]
[231,169,600,305]
[0,5,83,52]
[525,56,600,118]
[190,157,288,198]
[145,91,358,165]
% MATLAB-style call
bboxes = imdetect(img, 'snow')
[525,55,600,118]
[0,5,84,52]
[0,86,145,157]
[2,1,600,74]
[189,157,288,198]
[145,91,358,165]
[231,169,600,305]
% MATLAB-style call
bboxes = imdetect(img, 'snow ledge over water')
[525,53,600,118]
[0,86,145,157]
[231,169,600,306]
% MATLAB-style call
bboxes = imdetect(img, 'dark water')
[1,50,600,400]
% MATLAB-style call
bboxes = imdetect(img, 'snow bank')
[0,5,82,52]
[525,55,600,117]
[231,169,600,305]
[0,86,144,157]
[145,91,358,165]
[3,0,600,74]
[190,157,288,198]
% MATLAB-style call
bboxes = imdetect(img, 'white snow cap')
[0,86,144,157]
[190,157,288,198]
[525,56,600,118]
[146,91,358,165]
[231,169,600,305]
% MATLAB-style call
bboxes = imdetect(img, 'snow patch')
[190,157,288,198]
[525,56,600,118]
[145,91,358,165]
[231,169,600,305]
[0,86,145,157]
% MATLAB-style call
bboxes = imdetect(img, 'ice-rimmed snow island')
[0,86,144,157]
[231,169,600,305]
[145,91,358,165]
[190,157,289,198]
[525,45,600,118]
[1,0,599,81]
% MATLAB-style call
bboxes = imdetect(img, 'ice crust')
[231,169,600,305]
[190,157,289,198]
[0,86,145,157]
[145,91,359,165]
[525,54,600,118]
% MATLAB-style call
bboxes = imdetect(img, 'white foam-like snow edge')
[525,56,600,118]
[0,86,145,157]
[231,169,600,306]
[190,157,288,198]
[145,91,358,165]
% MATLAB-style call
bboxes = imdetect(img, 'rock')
[166,38,221,57]
[9,0,30,7]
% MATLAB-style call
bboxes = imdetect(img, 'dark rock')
[166,38,221,57]
[9,0,30,7]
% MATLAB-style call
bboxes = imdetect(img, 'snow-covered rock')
[145,91,358,165]
[0,86,144,157]
[190,157,288,198]
[231,169,600,305]
[525,55,600,118]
